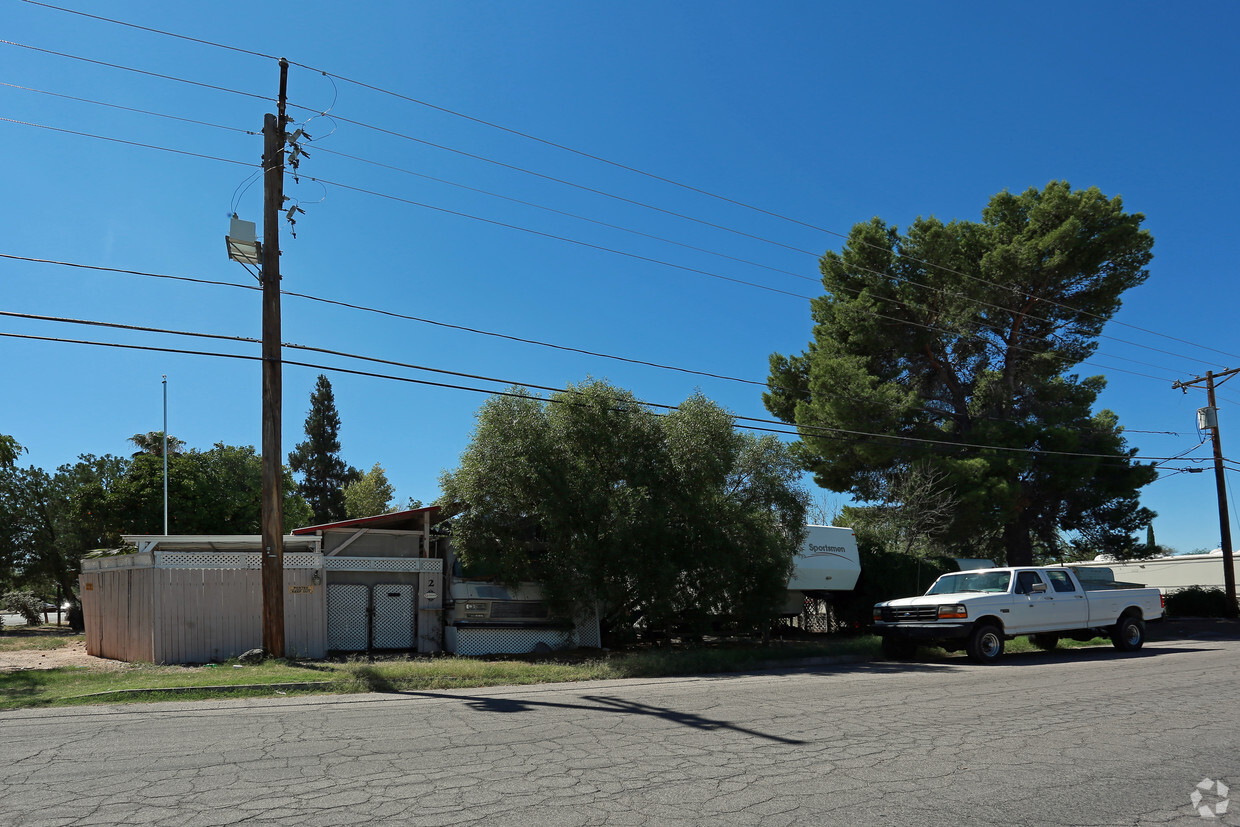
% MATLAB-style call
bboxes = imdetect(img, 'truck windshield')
[926,571,1011,595]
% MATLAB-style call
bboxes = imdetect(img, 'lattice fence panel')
[151,552,322,570]
[798,596,837,633]
[372,584,414,649]
[453,627,577,657]
[324,557,442,572]
[327,584,370,652]
[574,608,602,648]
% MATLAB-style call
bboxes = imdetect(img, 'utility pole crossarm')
[1171,365,1240,392]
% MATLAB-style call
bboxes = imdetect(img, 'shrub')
[1164,586,1232,618]
[2,591,45,625]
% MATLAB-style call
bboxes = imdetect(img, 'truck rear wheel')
[966,623,1004,664]
[1111,615,1145,652]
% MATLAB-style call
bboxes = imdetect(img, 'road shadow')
[873,643,1213,670]
[397,689,806,745]
[1149,618,1240,642]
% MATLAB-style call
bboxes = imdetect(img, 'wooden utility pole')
[260,58,290,657]
[1173,366,1240,618]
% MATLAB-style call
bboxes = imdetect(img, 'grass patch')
[1005,634,1111,654]
[0,635,881,711]
[0,631,74,652]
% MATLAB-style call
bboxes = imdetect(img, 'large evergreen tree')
[765,182,1157,566]
[288,375,357,524]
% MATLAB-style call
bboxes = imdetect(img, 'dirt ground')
[0,628,127,672]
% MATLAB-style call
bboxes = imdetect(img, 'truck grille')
[881,606,938,622]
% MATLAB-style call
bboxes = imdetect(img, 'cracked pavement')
[2,639,1239,825]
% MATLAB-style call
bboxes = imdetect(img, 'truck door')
[1009,570,1053,633]
[1041,570,1089,630]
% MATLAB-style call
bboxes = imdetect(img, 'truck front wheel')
[1111,615,1145,652]
[966,623,1004,664]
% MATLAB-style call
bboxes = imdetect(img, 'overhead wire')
[0,38,271,102]
[1,82,259,135]
[0,252,1191,431]
[18,1,280,61]
[311,145,814,284]
[287,107,818,259]
[0,253,978,426]
[0,102,1205,382]
[0,82,1193,372]
[300,174,1183,383]
[2,48,1228,372]
[0,320,1209,466]
[301,173,813,300]
[10,6,1239,367]
[0,116,255,167]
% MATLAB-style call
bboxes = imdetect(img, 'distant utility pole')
[1172,366,1240,618]
[260,58,290,657]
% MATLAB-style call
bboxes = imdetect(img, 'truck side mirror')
[1031,582,1047,594]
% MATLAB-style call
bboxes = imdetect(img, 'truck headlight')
[873,605,884,621]
[938,604,968,619]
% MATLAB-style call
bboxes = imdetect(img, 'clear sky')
[4,1,1237,554]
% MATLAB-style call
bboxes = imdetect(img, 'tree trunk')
[1003,520,1034,567]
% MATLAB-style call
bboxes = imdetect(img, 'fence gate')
[372,584,414,649]
[327,584,369,652]
[326,583,416,652]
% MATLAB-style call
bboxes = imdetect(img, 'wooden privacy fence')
[81,549,326,664]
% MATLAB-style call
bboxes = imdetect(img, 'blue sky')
[3,1,1237,554]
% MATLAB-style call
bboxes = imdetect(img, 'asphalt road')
[2,638,1238,826]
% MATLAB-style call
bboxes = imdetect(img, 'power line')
[294,177,1185,383]
[303,174,813,300]
[0,81,1202,374]
[11,9,1237,366]
[1,316,1203,466]
[18,1,280,61]
[3,64,1228,371]
[0,107,1212,378]
[2,82,258,136]
[289,107,818,259]
[0,254,996,425]
[0,117,256,167]
[312,145,814,285]
[0,252,1186,425]
[0,38,271,102]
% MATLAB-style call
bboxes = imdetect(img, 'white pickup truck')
[873,566,1164,664]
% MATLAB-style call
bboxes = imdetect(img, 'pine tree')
[766,182,1157,565]
[288,375,357,524]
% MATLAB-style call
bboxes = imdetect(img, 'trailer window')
[1046,571,1077,593]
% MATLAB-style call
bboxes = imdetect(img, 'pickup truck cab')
[873,566,1164,664]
